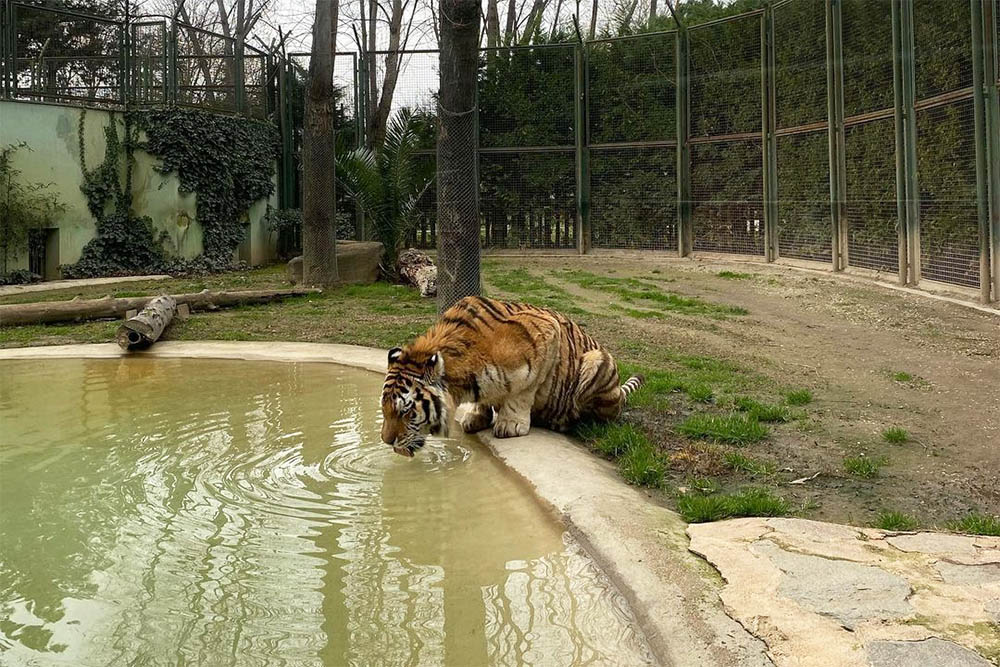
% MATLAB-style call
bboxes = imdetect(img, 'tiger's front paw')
[493,419,530,438]
[460,405,494,433]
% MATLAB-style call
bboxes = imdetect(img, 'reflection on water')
[0,358,652,666]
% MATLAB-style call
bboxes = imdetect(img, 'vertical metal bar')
[1,0,8,99]
[676,29,693,257]
[762,7,779,262]
[972,0,993,303]
[891,0,910,284]
[900,0,920,284]
[984,0,1000,303]
[574,43,590,254]
[357,54,368,147]
[352,53,366,241]
[235,0,246,115]
[826,0,848,270]
[168,16,178,105]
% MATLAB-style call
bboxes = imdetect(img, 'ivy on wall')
[63,111,165,278]
[134,108,280,264]
[64,107,279,277]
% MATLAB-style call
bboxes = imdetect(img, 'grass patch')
[873,510,919,531]
[686,383,714,404]
[686,477,721,494]
[890,371,913,383]
[733,397,789,422]
[881,426,909,444]
[723,451,776,476]
[948,512,1000,536]
[717,271,752,280]
[559,270,747,318]
[484,267,588,315]
[843,455,887,479]
[784,389,813,406]
[678,487,791,523]
[619,443,666,487]
[678,413,769,446]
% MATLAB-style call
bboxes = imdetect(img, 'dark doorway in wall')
[28,229,59,280]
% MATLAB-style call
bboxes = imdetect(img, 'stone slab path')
[0,275,171,297]
[688,518,1000,666]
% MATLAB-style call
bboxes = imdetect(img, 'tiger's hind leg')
[460,403,494,433]
[576,349,628,422]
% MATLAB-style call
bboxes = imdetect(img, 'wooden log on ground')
[116,295,177,350]
[396,249,438,297]
[0,288,322,326]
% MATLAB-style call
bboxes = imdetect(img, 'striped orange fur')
[380,295,643,456]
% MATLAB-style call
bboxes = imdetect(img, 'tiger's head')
[380,347,452,457]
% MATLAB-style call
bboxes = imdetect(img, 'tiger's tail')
[620,375,644,400]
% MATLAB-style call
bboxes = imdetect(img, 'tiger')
[380,295,644,457]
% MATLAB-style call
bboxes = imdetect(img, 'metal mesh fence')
[479,150,576,249]
[587,33,676,144]
[842,0,895,117]
[479,45,577,251]
[11,4,123,105]
[773,0,831,262]
[916,98,980,287]
[844,117,898,273]
[587,33,677,251]
[776,131,832,262]
[914,0,972,100]
[175,25,236,112]
[689,13,762,137]
[591,147,676,250]
[692,138,765,256]
[131,21,165,104]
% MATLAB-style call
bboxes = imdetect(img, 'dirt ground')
[484,254,1000,526]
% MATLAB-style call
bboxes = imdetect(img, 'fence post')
[762,5,779,262]
[277,58,294,209]
[891,0,909,285]
[825,0,847,270]
[234,0,246,115]
[167,16,178,105]
[574,42,591,254]
[676,29,693,257]
[982,0,1000,304]
[971,0,994,303]
[893,0,920,284]
[1,0,10,99]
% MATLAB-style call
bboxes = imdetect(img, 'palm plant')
[336,108,435,275]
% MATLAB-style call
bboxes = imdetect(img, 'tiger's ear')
[388,347,403,364]
[425,352,445,378]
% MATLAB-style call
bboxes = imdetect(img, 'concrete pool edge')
[0,341,771,667]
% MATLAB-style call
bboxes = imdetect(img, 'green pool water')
[0,358,652,666]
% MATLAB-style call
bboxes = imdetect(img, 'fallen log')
[116,295,177,349]
[0,288,322,326]
[397,249,438,297]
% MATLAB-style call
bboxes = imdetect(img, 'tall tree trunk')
[550,0,564,39]
[301,0,339,285]
[519,0,547,45]
[589,0,598,39]
[436,0,481,312]
[504,0,517,44]
[371,0,405,150]
[486,0,500,47]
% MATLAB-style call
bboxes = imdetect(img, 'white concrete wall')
[0,100,278,277]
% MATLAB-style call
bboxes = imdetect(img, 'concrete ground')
[1,341,997,666]
[0,274,171,297]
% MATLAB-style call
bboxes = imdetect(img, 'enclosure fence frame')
[762,3,779,262]
[575,42,591,254]
[826,0,848,271]
[676,28,693,257]
[983,0,1000,303]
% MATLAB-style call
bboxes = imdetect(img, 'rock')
[287,240,384,286]
[754,541,913,630]
[866,638,993,667]
[397,248,437,297]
